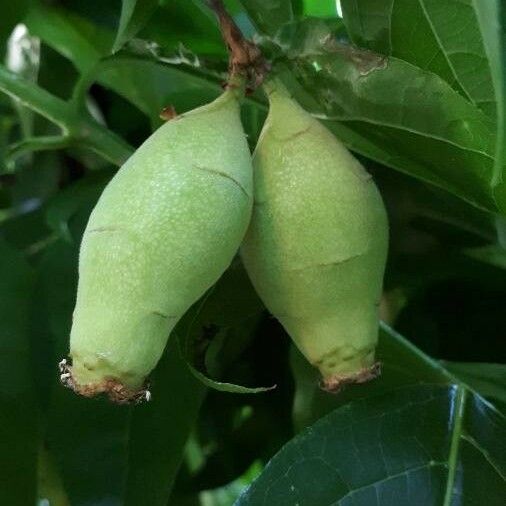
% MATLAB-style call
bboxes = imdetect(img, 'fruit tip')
[58,357,151,405]
[320,362,381,394]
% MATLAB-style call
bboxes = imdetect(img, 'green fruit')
[241,82,388,391]
[66,90,253,402]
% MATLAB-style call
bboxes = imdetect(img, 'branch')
[5,136,72,166]
[0,65,133,167]
[206,0,269,89]
[0,65,74,131]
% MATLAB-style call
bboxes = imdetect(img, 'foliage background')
[0,0,505,505]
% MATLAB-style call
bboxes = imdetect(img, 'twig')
[0,64,133,167]
[206,0,269,90]
[6,135,72,164]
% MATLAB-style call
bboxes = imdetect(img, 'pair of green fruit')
[64,80,389,403]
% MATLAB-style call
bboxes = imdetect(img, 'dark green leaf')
[38,240,131,506]
[125,262,273,502]
[0,207,51,253]
[113,0,159,53]
[25,2,112,72]
[233,0,506,211]
[237,384,506,505]
[178,262,274,394]
[46,391,131,506]
[441,361,506,405]
[8,152,60,206]
[270,17,347,58]
[238,0,294,36]
[198,461,262,506]
[138,0,225,56]
[0,1,30,57]
[37,445,71,505]
[463,244,506,269]
[341,0,394,54]
[45,171,112,242]
[125,339,207,506]
[25,3,225,123]
[0,240,37,505]
[376,165,495,249]
[35,240,208,506]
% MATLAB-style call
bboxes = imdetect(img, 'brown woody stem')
[206,0,269,90]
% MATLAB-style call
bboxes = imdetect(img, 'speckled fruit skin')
[69,90,252,398]
[241,83,388,389]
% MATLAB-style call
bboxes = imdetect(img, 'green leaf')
[341,0,395,54]
[237,384,506,505]
[383,169,496,245]
[198,461,263,506]
[497,215,506,247]
[23,0,263,144]
[341,0,484,106]
[25,2,112,73]
[301,0,338,18]
[277,39,497,211]
[340,0,506,210]
[239,1,506,211]
[0,240,37,505]
[1,208,50,253]
[178,262,275,394]
[0,63,74,129]
[138,0,225,56]
[285,323,506,503]
[24,3,226,123]
[95,57,222,123]
[124,264,275,504]
[185,361,275,394]
[113,0,159,53]
[472,1,506,208]
[270,17,347,58]
[238,0,294,36]
[441,361,506,405]
[419,0,496,119]
[46,392,131,505]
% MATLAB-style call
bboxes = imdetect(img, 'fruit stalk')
[206,0,269,90]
